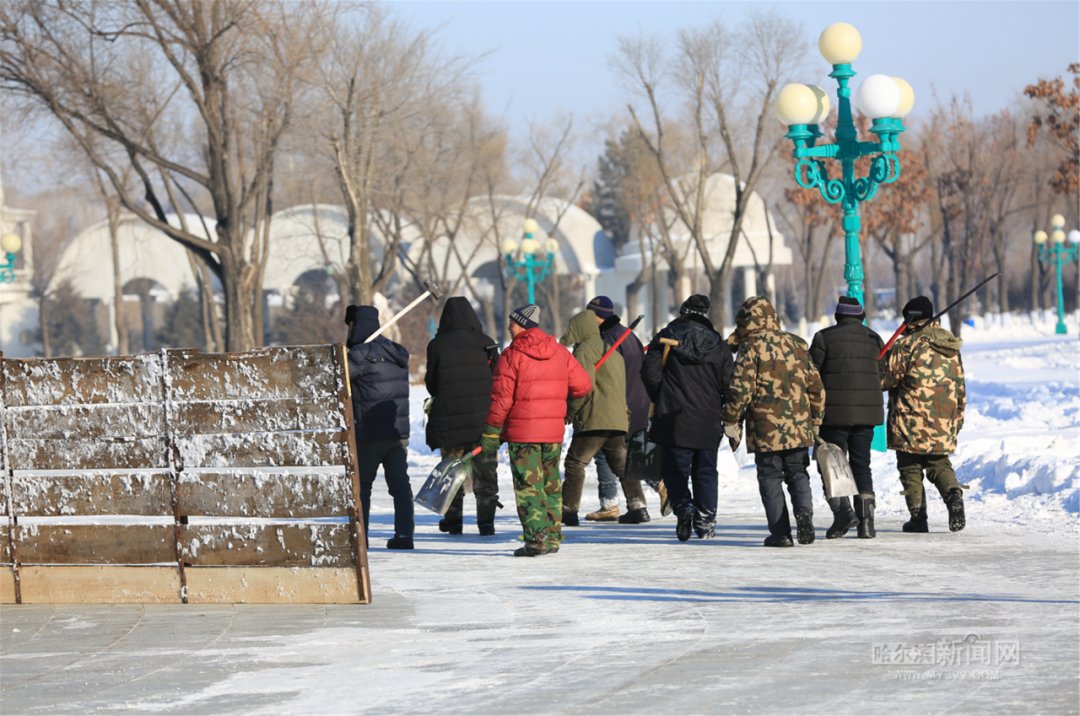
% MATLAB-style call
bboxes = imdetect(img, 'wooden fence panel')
[9,472,174,516]
[176,470,353,518]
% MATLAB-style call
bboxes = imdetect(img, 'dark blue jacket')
[347,313,410,442]
[599,316,650,436]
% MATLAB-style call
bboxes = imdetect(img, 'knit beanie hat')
[679,294,710,317]
[835,295,865,319]
[586,295,615,319]
[902,296,934,323]
[344,305,358,325]
[509,304,541,329]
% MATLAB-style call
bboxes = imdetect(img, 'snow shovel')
[814,439,858,499]
[364,280,443,344]
[415,446,482,515]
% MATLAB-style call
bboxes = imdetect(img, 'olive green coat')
[561,311,628,433]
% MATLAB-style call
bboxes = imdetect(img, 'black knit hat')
[586,295,615,319]
[344,305,358,325]
[902,296,934,323]
[679,294,710,317]
[835,295,865,319]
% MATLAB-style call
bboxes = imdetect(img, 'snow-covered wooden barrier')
[0,346,371,604]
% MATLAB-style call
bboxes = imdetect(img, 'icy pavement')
[1,326,1078,714]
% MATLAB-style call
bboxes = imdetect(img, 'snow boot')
[855,493,876,539]
[513,544,547,557]
[675,507,694,542]
[795,509,815,545]
[438,518,463,535]
[825,497,858,539]
[586,505,620,522]
[946,488,965,532]
[562,510,580,527]
[386,536,414,550]
[902,502,929,533]
[764,533,794,548]
[478,523,496,536]
[694,517,716,539]
[618,507,651,524]
[477,497,498,536]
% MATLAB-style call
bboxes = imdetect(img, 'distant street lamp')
[1033,214,1080,335]
[502,218,559,304]
[0,232,22,283]
[775,22,914,304]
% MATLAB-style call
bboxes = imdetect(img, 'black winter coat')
[809,316,885,426]
[347,316,410,442]
[642,314,734,450]
[424,298,498,449]
[599,316,650,435]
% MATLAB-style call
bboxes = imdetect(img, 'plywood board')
[16,566,182,603]
[3,355,163,407]
[165,346,340,403]
[170,399,346,436]
[10,471,174,516]
[176,471,352,517]
[6,437,168,471]
[5,402,165,441]
[16,524,175,564]
[173,430,345,469]
[0,568,16,603]
[183,523,352,567]
[184,566,364,604]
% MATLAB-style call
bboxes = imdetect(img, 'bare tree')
[615,12,807,325]
[1,0,323,350]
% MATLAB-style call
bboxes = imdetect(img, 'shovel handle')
[468,446,482,457]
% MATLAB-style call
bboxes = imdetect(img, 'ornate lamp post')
[0,232,22,284]
[502,218,559,304]
[1033,214,1080,335]
[775,22,915,304]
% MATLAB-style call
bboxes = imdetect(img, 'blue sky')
[392,0,1080,153]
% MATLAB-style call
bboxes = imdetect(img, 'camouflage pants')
[440,445,499,527]
[509,442,563,553]
[896,451,961,510]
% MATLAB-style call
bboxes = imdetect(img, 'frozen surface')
[1,323,1077,714]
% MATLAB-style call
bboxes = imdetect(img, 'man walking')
[425,297,501,536]
[560,308,649,526]
[482,304,592,557]
[642,295,734,541]
[584,296,653,524]
[881,296,967,533]
[346,305,414,550]
[809,296,884,539]
[723,296,825,547]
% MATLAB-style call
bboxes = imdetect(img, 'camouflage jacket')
[881,322,966,454]
[721,297,825,453]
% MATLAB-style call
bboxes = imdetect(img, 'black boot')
[795,509,815,544]
[855,493,876,539]
[675,506,694,542]
[476,497,498,536]
[694,517,716,539]
[386,535,414,549]
[764,533,794,547]
[618,506,651,524]
[562,510,580,527]
[902,500,929,533]
[438,518,463,535]
[825,497,858,539]
[946,488,965,532]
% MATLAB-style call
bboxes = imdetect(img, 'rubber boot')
[902,497,929,533]
[945,488,965,532]
[439,489,464,534]
[476,496,498,536]
[855,493,876,539]
[825,497,858,539]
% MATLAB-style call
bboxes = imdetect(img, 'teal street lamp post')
[1033,214,1080,335]
[502,218,559,304]
[0,232,22,283]
[775,22,915,305]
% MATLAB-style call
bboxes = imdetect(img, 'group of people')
[345,290,967,557]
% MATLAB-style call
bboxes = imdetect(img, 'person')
[881,296,967,533]
[723,296,824,548]
[560,308,649,526]
[584,296,652,523]
[482,304,592,557]
[346,304,414,550]
[425,297,501,536]
[642,294,734,541]
[809,296,884,539]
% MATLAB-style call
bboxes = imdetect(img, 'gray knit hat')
[509,304,541,329]
[835,295,865,318]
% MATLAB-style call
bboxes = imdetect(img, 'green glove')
[480,424,502,455]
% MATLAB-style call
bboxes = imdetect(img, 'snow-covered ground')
[1,318,1077,714]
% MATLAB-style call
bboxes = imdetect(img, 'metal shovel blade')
[414,447,481,515]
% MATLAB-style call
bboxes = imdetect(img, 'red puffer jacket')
[486,327,592,444]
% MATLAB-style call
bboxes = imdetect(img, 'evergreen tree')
[40,280,106,357]
[586,133,634,248]
[156,288,204,349]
